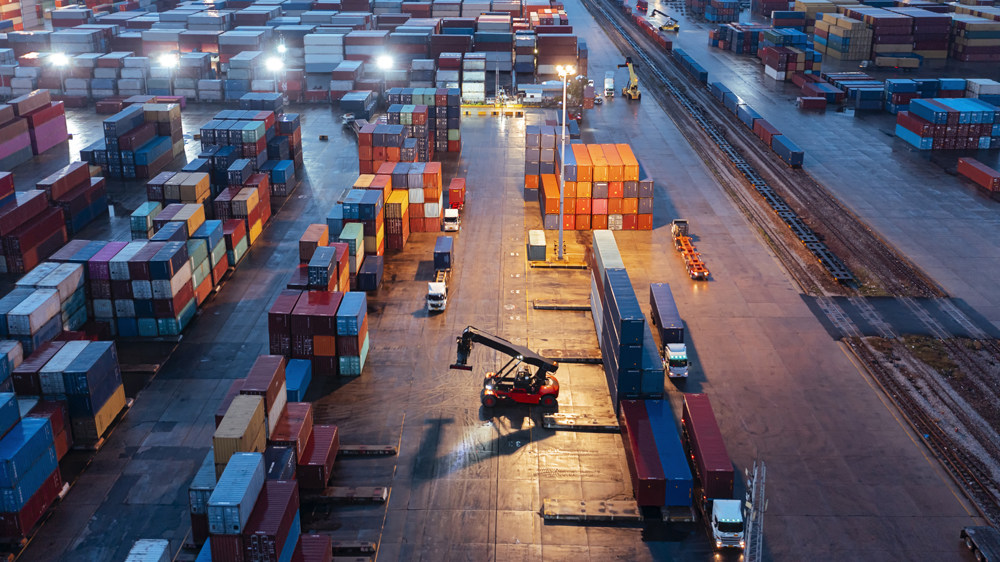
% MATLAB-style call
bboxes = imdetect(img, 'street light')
[376,55,393,106]
[277,43,287,54]
[159,53,179,96]
[265,56,284,93]
[555,64,576,260]
[50,52,69,94]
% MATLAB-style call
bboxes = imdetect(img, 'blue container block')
[0,394,18,439]
[335,292,367,336]
[285,359,312,402]
[644,400,694,508]
[0,418,53,489]
[771,135,804,167]
[894,124,932,150]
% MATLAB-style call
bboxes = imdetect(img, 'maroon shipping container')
[335,316,368,357]
[242,355,287,414]
[296,425,340,490]
[958,157,1000,193]
[269,403,313,460]
[292,534,333,562]
[681,394,734,500]
[211,532,246,562]
[88,241,128,281]
[2,207,65,255]
[243,480,300,562]
[753,119,780,147]
[268,290,303,355]
[0,468,61,538]
[128,241,165,280]
[191,512,209,546]
[12,342,65,395]
[36,161,90,201]
[0,190,48,236]
[216,379,246,428]
[118,121,157,152]
[286,265,309,291]
[290,291,343,337]
[618,400,666,506]
[26,400,69,437]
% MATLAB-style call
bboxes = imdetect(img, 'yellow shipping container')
[213,394,265,466]
[180,172,211,203]
[353,174,375,189]
[71,384,126,443]
[249,219,263,246]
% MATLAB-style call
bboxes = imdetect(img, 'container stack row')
[618,400,692,508]
[194,353,338,559]
[587,231,665,410]
[79,102,184,180]
[0,187,70,276]
[958,157,1000,196]
[527,136,654,232]
[0,91,69,170]
[268,289,370,377]
[345,161,445,234]
[9,261,87,346]
[812,13,874,61]
[894,97,1000,150]
[950,14,1000,62]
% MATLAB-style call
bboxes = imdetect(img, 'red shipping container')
[958,157,1000,192]
[224,219,248,251]
[211,533,246,562]
[292,534,333,562]
[242,355,286,415]
[269,290,303,355]
[242,480,300,562]
[191,512,209,546]
[35,161,89,201]
[128,241,164,280]
[12,342,65,395]
[26,400,69,437]
[290,291,343,337]
[269,402,313,460]
[215,379,245,428]
[334,316,368,356]
[287,265,309,292]
[0,468,61,539]
[311,356,337,376]
[2,207,65,255]
[296,425,340,490]
[0,190,48,236]
[619,400,666,506]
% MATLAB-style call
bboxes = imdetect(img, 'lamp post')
[376,54,393,106]
[555,64,575,261]
[266,56,284,94]
[159,53,178,96]
[49,52,69,94]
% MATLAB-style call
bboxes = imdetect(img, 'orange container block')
[616,144,640,181]
[608,181,624,198]
[572,144,593,182]
[576,214,591,230]
[525,175,539,189]
[608,197,623,215]
[592,214,608,230]
[601,144,624,182]
[623,197,638,214]
[638,214,653,230]
[540,174,560,214]
[577,181,592,199]
[564,181,576,198]
[587,145,608,182]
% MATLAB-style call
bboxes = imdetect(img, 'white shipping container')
[463,71,486,82]
[265,381,287,438]
[132,280,153,300]
[92,299,113,319]
[92,89,116,98]
[10,78,36,89]
[408,188,424,204]
[330,80,354,91]
[118,78,144,90]
[109,242,146,280]
[425,202,441,217]
[36,263,84,303]
[207,452,265,535]
[124,539,170,562]
[435,70,460,82]
[13,67,40,79]
[197,79,223,91]
[94,68,119,79]
[114,300,135,318]
[39,340,89,395]
[121,68,148,79]
[304,45,344,56]
[197,90,221,101]
[7,289,59,336]
[304,34,344,46]
[123,57,150,68]
[15,263,60,289]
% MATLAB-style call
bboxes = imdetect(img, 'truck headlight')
[715,540,722,548]
[740,540,745,549]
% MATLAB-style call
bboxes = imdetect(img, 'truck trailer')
[427,236,453,312]
[649,283,690,378]
[681,393,745,551]
[962,526,1000,561]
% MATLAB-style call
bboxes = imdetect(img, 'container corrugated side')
[124,538,170,562]
[207,452,266,535]
[213,395,266,467]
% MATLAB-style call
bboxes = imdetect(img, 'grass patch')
[903,335,959,378]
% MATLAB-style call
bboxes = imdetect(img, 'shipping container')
[214,394,266,471]
[618,400,665,506]
[681,393,734,500]
[207,452,266,535]
[649,283,683,344]
[644,400,693,507]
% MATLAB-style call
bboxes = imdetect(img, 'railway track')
[580,0,1000,525]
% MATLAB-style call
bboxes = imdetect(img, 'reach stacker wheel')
[481,393,497,408]
[540,395,557,407]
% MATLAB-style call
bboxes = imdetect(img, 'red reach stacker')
[449,326,560,407]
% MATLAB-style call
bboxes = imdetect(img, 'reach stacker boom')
[450,326,560,407]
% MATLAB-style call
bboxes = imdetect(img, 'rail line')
[581,0,1000,525]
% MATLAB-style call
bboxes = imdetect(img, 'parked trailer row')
[707,79,804,168]
[618,400,692,508]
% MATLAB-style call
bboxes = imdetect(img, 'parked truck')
[681,394,745,551]
[649,283,689,378]
[427,236,453,312]
[604,71,615,98]
[962,526,1000,561]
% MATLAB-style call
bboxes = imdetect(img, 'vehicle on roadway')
[449,326,560,407]
[427,236,453,312]
[962,526,1000,561]
[604,71,615,98]
[649,283,690,378]
[682,394,746,551]
[651,9,680,31]
[618,57,641,101]
[442,208,460,232]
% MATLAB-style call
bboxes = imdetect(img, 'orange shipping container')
[638,214,653,230]
[562,213,575,230]
[358,146,372,161]
[623,214,638,230]
[423,162,443,189]
[587,145,608,182]
[601,144,624,182]
[577,181,592,199]
[616,144,640,181]
[571,144,593,182]
[575,197,592,215]
[540,174,560,214]
[564,197,576,214]
[623,197,639,214]
[386,147,400,161]
[525,175,539,189]
[564,181,576,198]
[608,181,624,198]
[314,335,336,356]
[592,214,608,230]
[576,214,591,230]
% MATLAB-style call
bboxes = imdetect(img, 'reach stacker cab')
[450,326,560,407]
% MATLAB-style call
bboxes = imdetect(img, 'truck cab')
[604,71,615,98]
[665,343,689,377]
[707,498,745,550]
[443,208,460,232]
[427,271,448,312]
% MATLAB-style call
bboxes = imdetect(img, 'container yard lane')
[562,0,984,559]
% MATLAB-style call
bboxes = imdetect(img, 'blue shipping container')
[644,400,694,508]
